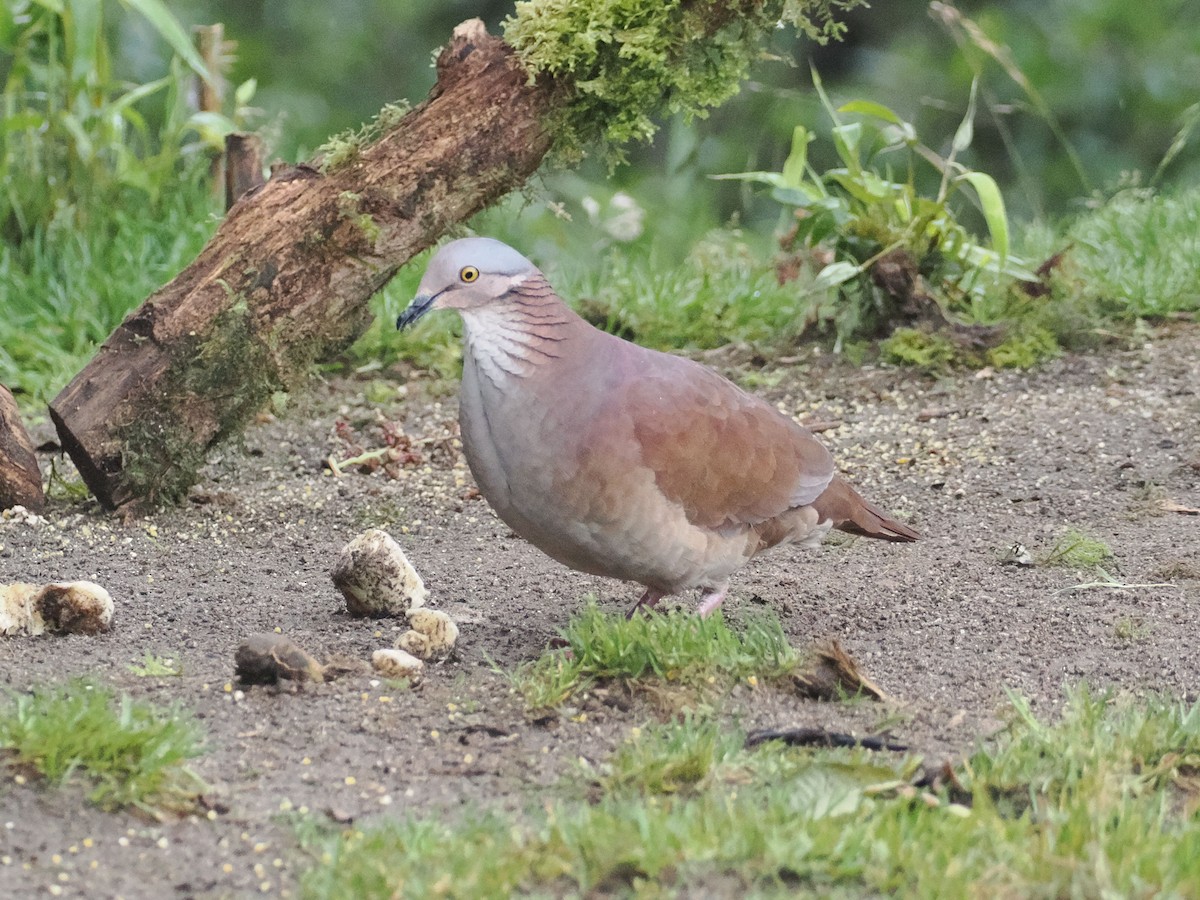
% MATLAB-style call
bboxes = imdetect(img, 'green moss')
[879,327,959,372]
[336,191,382,244]
[1042,527,1114,569]
[120,298,281,506]
[317,101,411,172]
[504,0,862,165]
[987,325,1060,369]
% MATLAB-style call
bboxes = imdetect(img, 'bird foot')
[625,588,666,619]
[696,588,728,618]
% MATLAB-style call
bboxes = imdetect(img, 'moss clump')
[317,101,411,172]
[1042,527,1114,569]
[879,327,959,372]
[120,299,280,507]
[504,0,862,166]
[337,191,382,244]
[987,325,1060,369]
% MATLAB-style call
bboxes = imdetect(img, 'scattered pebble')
[396,608,459,659]
[1001,542,1035,566]
[0,581,114,636]
[235,634,325,684]
[372,647,424,680]
[0,505,46,526]
[331,529,427,617]
[396,629,431,658]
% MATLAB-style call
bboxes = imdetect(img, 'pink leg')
[696,587,728,618]
[626,587,666,619]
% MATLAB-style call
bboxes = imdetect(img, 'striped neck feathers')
[461,275,577,382]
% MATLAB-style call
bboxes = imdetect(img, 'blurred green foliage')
[805,0,1200,220]
[716,72,1032,346]
[0,0,234,240]
[153,0,1200,223]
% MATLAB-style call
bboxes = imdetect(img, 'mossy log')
[0,384,43,512]
[49,20,560,512]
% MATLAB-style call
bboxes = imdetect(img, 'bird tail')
[813,476,919,542]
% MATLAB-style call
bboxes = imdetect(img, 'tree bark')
[49,20,561,512]
[0,384,44,512]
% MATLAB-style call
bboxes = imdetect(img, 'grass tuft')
[1066,187,1200,319]
[598,716,748,795]
[1042,526,1115,569]
[128,652,184,678]
[0,680,206,814]
[510,601,800,710]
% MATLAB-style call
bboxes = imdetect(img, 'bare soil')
[1,326,1198,899]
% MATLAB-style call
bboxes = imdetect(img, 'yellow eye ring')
[459,265,479,283]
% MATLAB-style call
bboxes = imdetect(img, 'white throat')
[461,305,543,385]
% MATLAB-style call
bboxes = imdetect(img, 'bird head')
[397,237,538,330]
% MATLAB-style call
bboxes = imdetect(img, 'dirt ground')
[1,325,1198,898]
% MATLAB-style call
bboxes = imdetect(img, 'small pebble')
[235,634,325,684]
[332,529,427,618]
[398,608,459,658]
[371,648,424,680]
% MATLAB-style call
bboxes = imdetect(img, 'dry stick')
[194,24,229,196]
[50,20,561,512]
[224,133,265,210]
[744,728,908,752]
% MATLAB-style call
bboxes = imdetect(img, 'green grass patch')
[1064,187,1200,320]
[565,233,810,351]
[0,178,218,409]
[299,686,1200,898]
[880,327,959,372]
[598,715,762,795]
[1041,526,1115,569]
[128,652,184,678]
[509,601,800,710]
[1013,186,1200,352]
[0,680,205,814]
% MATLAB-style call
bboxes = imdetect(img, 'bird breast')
[456,323,744,591]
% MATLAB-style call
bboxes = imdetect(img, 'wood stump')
[0,385,44,511]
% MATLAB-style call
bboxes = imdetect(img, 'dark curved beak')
[397,291,439,330]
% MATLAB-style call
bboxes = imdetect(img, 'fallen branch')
[744,727,908,751]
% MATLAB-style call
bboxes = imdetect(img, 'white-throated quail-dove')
[398,238,918,617]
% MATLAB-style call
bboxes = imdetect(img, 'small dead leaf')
[235,634,325,684]
[793,640,890,702]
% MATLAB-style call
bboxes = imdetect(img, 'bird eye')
[459,266,479,283]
